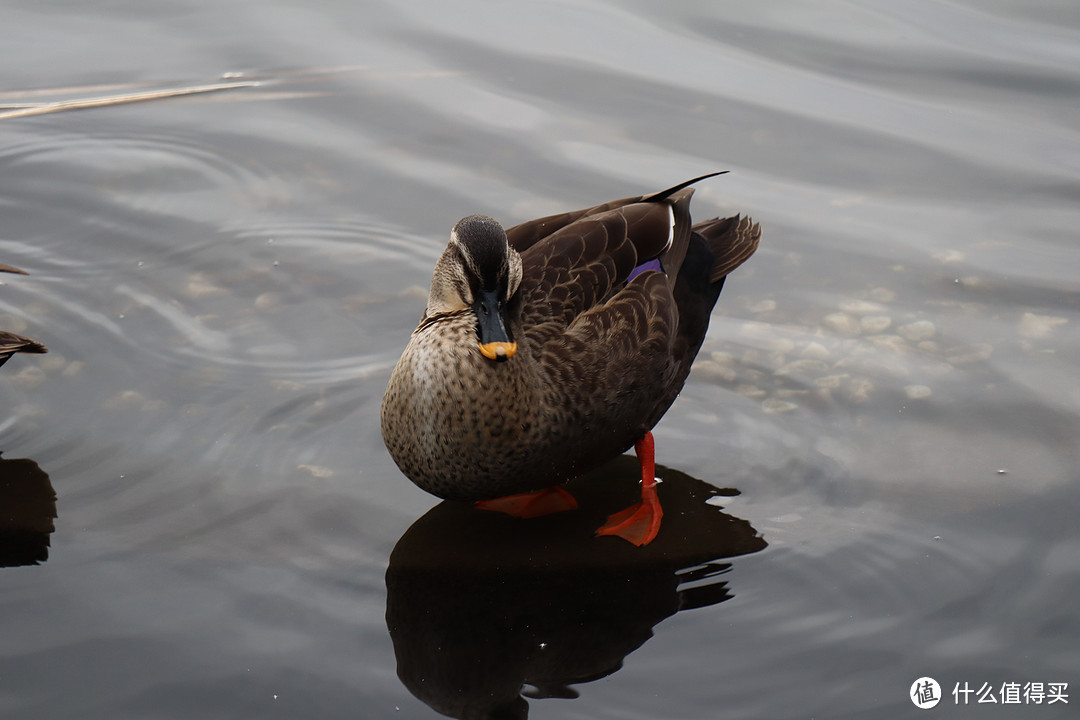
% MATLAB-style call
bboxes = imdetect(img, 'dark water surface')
[2,2,1078,718]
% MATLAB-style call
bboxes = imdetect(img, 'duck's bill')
[479,341,517,361]
[474,286,516,362]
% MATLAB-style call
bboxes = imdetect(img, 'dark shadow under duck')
[385,456,767,720]
[381,174,760,545]
[0,452,56,567]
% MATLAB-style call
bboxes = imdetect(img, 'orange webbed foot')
[595,492,663,546]
[475,486,578,519]
[595,431,664,546]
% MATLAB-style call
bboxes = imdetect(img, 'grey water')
[1,1,1078,718]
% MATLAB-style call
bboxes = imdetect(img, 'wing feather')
[0,331,47,368]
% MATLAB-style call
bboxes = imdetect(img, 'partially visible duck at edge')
[0,264,47,369]
[381,173,761,546]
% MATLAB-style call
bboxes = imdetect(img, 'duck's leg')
[475,486,578,519]
[595,432,663,546]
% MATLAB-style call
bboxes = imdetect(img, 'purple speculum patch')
[627,258,663,282]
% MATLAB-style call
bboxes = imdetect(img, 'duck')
[0,331,47,368]
[0,264,47,368]
[381,173,760,546]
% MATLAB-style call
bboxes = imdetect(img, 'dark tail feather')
[692,214,761,283]
[644,171,729,204]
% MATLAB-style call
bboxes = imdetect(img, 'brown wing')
[505,196,642,254]
[534,270,680,444]
[513,200,685,437]
[504,172,727,256]
[0,263,29,275]
[562,270,677,366]
[517,201,674,334]
[508,175,750,437]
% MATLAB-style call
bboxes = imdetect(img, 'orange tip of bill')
[479,341,517,361]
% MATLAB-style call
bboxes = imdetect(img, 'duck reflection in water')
[0,452,56,567]
[385,456,766,720]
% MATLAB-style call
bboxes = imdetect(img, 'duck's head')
[426,214,523,362]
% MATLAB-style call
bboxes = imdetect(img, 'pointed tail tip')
[645,171,730,203]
